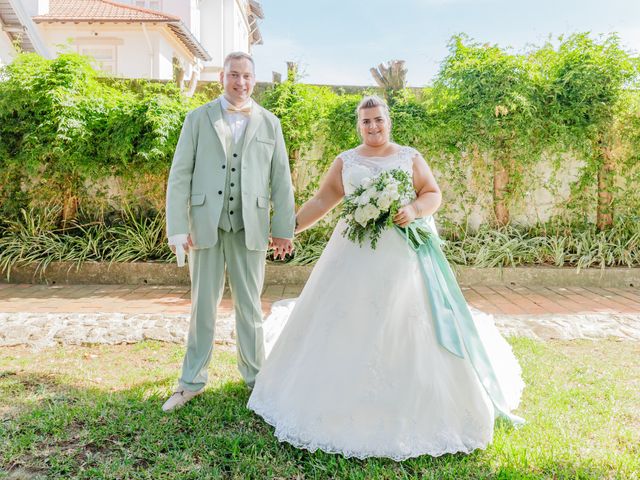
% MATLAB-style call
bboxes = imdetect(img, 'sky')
[251,0,640,87]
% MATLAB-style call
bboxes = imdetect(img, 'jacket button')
[222,165,226,169]
[230,197,234,201]
[233,153,238,158]
[230,211,234,215]
[230,183,235,187]
[231,168,236,172]
[218,190,222,195]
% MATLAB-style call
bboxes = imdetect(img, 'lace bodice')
[340,146,418,195]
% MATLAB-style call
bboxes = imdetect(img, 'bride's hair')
[355,95,392,139]
[356,95,390,119]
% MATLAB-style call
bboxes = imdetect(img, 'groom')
[163,52,295,412]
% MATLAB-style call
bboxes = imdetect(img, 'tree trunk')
[596,143,615,231]
[62,191,78,228]
[185,68,199,98]
[286,62,298,82]
[289,148,301,202]
[493,154,510,226]
[172,57,185,91]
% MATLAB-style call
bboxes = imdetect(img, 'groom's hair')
[223,52,255,72]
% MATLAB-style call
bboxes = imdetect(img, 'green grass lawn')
[1,338,638,479]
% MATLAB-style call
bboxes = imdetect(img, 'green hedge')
[1,33,640,269]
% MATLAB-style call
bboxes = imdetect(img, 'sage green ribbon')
[396,218,524,425]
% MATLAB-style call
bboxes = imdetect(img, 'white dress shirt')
[219,95,252,143]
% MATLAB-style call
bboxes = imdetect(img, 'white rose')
[362,203,380,222]
[354,206,369,226]
[357,192,372,205]
[361,177,374,188]
[367,188,381,201]
[378,192,394,210]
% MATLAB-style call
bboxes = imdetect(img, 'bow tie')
[225,105,252,116]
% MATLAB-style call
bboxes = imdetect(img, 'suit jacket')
[166,98,295,251]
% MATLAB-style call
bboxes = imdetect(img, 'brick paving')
[1,282,640,316]
[2,283,640,346]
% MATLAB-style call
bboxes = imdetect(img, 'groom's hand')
[269,237,294,261]
[169,234,193,254]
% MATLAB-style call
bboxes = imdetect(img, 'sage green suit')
[166,98,295,389]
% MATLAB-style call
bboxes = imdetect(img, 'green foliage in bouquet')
[395,220,433,250]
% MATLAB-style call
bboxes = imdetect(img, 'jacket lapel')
[206,99,227,157]
[242,106,263,157]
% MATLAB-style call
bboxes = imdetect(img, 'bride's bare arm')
[295,158,345,234]
[411,153,442,216]
[393,153,442,227]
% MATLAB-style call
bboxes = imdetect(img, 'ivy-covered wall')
[1,33,639,233]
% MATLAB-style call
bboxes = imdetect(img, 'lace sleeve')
[339,149,358,184]
[398,146,420,173]
[339,148,357,166]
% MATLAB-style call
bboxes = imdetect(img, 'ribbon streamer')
[396,218,524,425]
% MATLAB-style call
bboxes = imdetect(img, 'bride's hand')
[393,205,418,228]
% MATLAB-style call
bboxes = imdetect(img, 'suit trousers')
[179,228,266,390]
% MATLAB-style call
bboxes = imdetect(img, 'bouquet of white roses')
[340,168,430,249]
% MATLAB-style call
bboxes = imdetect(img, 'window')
[135,0,161,10]
[81,46,116,74]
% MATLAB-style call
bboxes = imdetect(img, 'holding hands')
[269,237,294,261]
[168,235,293,262]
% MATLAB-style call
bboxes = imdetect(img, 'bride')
[247,95,524,460]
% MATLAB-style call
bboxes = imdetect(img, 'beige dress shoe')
[162,387,205,412]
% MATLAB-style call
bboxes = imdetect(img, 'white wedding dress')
[247,146,524,460]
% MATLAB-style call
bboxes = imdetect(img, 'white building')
[25,0,263,83]
[123,0,264,80]
[0,0,50,66]
[0,22,13,65]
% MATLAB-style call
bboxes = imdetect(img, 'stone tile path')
[1,283,639,347]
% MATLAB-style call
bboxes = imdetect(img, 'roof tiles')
[33,0,179,22]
